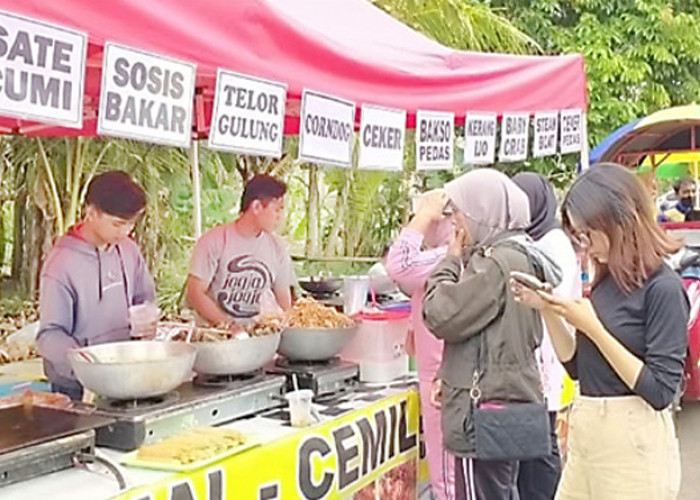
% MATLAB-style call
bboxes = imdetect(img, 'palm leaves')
[373,0,540,53]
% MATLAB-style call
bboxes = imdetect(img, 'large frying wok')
[278,325,358,361]
[194,332,281,374]
[298,277,342,295]
[70,341,196,400]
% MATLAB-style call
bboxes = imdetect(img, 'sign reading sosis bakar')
[0,11,86,128]
[98,42,196,147]
[117,392,420,500]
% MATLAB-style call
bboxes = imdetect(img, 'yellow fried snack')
[136,427,247,464]
[285,297,354,329]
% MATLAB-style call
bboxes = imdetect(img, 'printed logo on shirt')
[217,255,272,318]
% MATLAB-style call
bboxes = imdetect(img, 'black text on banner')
[464,112,497,165]
[0,10,86,128]
[208,70,287,158]
[499,113,529,163]
[533,111,558,158]
[358,104,406,171]
[416,110,454,170]
[299,89,355,167]
[98,42,196,148]
[560,108,583,154]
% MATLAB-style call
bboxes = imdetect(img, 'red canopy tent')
[0,0,587,137]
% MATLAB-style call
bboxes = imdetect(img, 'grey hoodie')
[37,228,155,389]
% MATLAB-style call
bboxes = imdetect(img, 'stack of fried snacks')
[136,427,247,464]
[285,297,354,329]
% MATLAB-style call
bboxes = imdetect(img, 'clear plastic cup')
[128,302,160,339]
[343,276,370,315]
[285,389,315,428]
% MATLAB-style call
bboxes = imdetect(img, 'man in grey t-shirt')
[187,175,295,330]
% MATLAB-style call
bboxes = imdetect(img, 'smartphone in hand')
[510,271,549,292]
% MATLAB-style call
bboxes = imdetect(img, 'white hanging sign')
[299,89,355,167]
[560,108,584,154]
[499,113,529,162]
[98,42,196,147]
[415,110,454,170]
[464,112,497,164]
[358,104,406,171]
[533,111,558,158]
[0,10,87,128]
[208,70,286,157]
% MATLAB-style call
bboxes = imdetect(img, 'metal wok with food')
[278,298,357,361]
[69,341,196,400]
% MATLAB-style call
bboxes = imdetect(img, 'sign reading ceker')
[358,104,406,171]
[98,42,196,147]
[208,70,286,158]
[0,11,87,128]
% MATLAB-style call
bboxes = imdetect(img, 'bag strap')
[470,241,534,406]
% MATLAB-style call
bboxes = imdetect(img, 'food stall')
[0,0,587,498]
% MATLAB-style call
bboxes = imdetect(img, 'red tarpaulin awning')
[0,0,587,138]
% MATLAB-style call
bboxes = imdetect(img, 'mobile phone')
[510,271,548,292]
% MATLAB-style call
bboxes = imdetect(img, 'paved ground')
[677,401,700,499]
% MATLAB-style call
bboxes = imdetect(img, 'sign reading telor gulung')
[98,42,196,147]
[0,11,86,128]
[208,70,286,158]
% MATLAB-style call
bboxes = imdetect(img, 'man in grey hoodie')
[37,171,156,400]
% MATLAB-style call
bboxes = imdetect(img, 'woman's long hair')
[561,163,681,294]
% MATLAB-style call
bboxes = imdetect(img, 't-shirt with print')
[189,223,295,321]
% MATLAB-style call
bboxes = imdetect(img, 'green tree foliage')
[492,0,700,145]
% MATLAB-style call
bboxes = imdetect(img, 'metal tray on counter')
[0,405,114,455]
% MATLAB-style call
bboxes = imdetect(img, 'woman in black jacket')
[512,163,687,500]
[424,168,560,500]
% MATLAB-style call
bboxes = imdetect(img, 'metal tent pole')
[191,140,202,239]
[579,112,590,171]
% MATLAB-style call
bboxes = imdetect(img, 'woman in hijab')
[385,190,455,499]
[423,168,560,500]
[513,173,582,500]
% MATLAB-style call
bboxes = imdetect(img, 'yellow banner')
[114,390,421,500]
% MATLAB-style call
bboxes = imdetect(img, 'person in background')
[512,163,687,499]
[636,169,660,221]
[385,189,454,500]
[423,169,561,500]
[37,171,156,401]
[513,173,582,500]
[187,175,295,330]
[661,178,695,222]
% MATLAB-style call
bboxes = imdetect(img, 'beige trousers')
[556,396,680,500]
